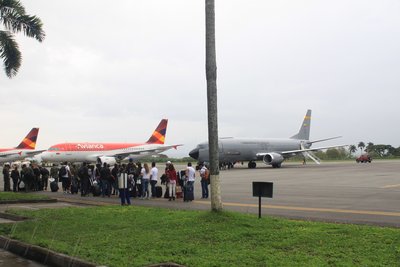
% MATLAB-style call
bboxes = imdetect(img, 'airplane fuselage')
[190,138,306,163]
[189,110,343,169]
[40,142,169,162]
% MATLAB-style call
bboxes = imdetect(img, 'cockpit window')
[197,143,208,149]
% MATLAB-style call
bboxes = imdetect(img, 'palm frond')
[0,30,21,78]
[0,0,26,15]
[1,8,45,42]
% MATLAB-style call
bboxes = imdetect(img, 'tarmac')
[1,160,399,227]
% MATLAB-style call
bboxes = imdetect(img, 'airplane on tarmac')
[40,119,182,165]
[188,110,346,168]
[0,128,44,164]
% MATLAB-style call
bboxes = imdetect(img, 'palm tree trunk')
[205,0,222,211]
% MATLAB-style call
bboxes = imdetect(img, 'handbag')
[176,186,182,193]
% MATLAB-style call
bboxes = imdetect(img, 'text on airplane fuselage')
[76,144,105,150]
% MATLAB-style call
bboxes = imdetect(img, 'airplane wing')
[25,150,47,156]
[280,144,348,155]
[256,144,348,157]
[110,144,183,159]
[0,152,19,158]
[0,150,46,158]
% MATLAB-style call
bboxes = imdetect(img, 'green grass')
[0,192,50,201]
[0,206,399,267]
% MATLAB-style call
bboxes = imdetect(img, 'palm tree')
[358,142,365,155]
[366,142,374,153]
[0,0,45,78]
[205,0,222,211]
[348,145,357,155]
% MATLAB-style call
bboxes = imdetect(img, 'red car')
[356,154,372,163]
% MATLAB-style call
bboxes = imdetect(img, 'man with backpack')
[199,163,210,199]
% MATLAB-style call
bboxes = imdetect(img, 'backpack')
[204,169,210,180]
[40,167,49,176]
[59,166,67,177]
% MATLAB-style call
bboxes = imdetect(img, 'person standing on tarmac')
[140,163,150,199]
[184,162,196,202]
[2,164,11,191]
[40,164,50,191]
[199,163,209,199]
[125,159,136,197]
[59,162,71,194]
[100,162,112,197]
[78,162,90,196]
[111,164,119,196]
[10,165,20,192]
[50,164,59,183]
[32,163,41,191]
[21,164,34,192]
[150,162,158,198]
[166,163,177,201]
[134,162,142,198]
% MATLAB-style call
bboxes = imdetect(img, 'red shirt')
[166,169,177,182]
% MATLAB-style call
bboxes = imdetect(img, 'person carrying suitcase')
[184,162,196,202]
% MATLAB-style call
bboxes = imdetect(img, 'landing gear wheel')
[248,161,257,169]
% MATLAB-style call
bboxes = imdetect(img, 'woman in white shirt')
[140,163,150,199]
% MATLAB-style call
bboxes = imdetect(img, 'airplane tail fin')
[16,128,39,149]
[290,110,311,140]
[146,119,168,144]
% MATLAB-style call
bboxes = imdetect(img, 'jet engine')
[97,156,116,166]
[262,153,284,168]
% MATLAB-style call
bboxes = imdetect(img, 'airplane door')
[65,144,75,161]
[221,141,241,161]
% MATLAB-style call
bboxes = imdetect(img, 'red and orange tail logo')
[16,128,39,150]
[146,119,168,144]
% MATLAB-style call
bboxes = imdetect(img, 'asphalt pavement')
[1,160,399,227]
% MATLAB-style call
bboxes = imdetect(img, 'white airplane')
[40,119,182,165]
[0,128,44,164]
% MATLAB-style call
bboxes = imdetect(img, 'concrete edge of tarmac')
[0,235,100,267]
[0,235,186,267]
[0,198,58,205]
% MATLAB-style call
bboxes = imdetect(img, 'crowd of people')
[2,160,211,206]
[2,162,50,192]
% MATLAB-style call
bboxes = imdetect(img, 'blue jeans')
[201,180,209,198]
[142,179,149,198]
[101,180,110,197]
[119,189,131,205]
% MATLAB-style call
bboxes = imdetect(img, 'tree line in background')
[314,142,400,160]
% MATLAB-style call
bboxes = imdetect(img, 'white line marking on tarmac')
[381,184,400,189]
[193,200,400,217]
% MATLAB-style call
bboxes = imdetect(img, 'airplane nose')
[189,149,199,160]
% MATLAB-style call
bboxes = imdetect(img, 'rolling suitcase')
[92,184,101,196]
[156,186,162,198]
[183,182,194,202]
[70,180,78,194]
[50,181,59,192]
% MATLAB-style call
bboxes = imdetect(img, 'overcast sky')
[1,0,400,157]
